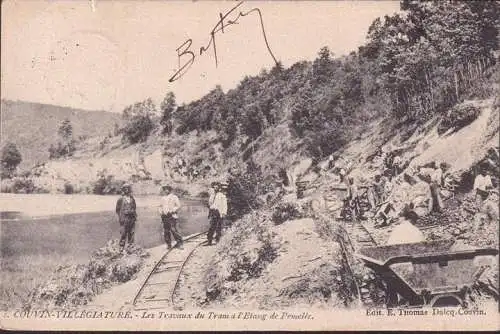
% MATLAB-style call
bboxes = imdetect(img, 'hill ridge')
[1,99,122,169]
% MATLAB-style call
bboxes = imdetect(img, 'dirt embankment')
[198,210,351,309]
[24,240,149,311]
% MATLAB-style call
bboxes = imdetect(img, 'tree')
[122,98,157,119]
[270,60,284,77]
[1,142,22,178]
[121,98,157,144]
[313,46,334,84]
[160,92,176,135]
[49,119,76,158]
[113,122,121,136]
[227,158,264,220]
[360,1,499,119]
[58,118,73,141]
[291,85,315,136]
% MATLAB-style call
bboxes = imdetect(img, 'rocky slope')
[199,97,499,308]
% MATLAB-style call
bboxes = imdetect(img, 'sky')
[1,0,399,113]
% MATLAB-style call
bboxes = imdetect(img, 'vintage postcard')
[1,0,499,331]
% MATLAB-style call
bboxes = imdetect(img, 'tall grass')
[0,253,75,310]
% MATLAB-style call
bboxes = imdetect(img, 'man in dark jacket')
[116,183,137,251]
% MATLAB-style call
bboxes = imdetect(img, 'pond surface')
[1,196,209,258]
[0,194,209,305]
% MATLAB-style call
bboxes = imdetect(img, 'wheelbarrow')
[356,239,498,307]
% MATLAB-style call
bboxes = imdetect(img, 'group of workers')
[339,168,390,222]
[340,158,453,225]
[338,154,498,245]
[115,181,228,252]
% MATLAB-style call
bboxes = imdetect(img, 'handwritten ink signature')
[169,1,278,82]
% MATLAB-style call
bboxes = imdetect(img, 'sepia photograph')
[1,0,499,331]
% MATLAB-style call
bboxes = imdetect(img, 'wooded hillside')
[0,100,122,169]
[120,1,498,160]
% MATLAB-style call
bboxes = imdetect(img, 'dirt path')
[173,243,217,310]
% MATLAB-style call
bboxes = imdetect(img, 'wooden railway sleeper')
[154,266,182,273]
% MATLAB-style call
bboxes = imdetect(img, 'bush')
[1,142,22,178]
[48,141,76,159]
[197,191,209,198]
[0,179,13,193]
[303,125,347,159]
[121,115,155,144]
[0,168,12,180]
[227,160,267,221]
[12,177,35,194]
[92,175,126,195]
[272,202,303,225]
[437,104,481,135]
[173,187,189,197]
[64,182,75,194]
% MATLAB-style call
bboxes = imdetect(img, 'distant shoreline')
[0,193,203,218]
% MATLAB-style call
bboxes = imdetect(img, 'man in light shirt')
[473,165,495,232]
[429,163,445,213]
[159,184,183,250]
[473,166,493,206]
[207,182,228,245]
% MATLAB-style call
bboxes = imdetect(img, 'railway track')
[132,231,207,311]
[344,219,378,249]
[336,218,382,307]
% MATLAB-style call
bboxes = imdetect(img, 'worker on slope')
[424,162,445,213]
[472,164,495,232]
[348,176,362,219]
[366,176,379,212]
[392,154,403,177]
[387,205,425,245]
[473,164,494,208]
[411,172,434,217]
[207,181,228,245]
[159,184,183,250]
[116,183,137,252]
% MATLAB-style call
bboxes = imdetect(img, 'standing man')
[116,183,137,252]
[473,165,494,232]
[429,163,445,213]
[392,155,402,177]
[159,184,183,250]
[207,181,228,245]
[473,165,493,208]
[347,177,362,219]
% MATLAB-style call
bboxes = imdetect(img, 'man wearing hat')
[159,184,183,249]
[115,183,137,251]
[207,181,228,245]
